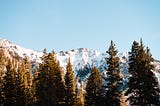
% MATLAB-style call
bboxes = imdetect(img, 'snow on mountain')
[0,38,43,62]
[0,38,107,70]
[0,38,160,82]
[56,48,106,71]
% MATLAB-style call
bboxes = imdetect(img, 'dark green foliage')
[36,52,55,106]
[85,67,103,106]
[53,61,66,105]
[65,59,76,106]
[1,39,160,106]
[23,58,34,106]
[3,60,17,106]
[3,59,33,106]
[32,69,38,105]
[126,39,160,105]
[0,69,4,106]
[0,49,6,106]
[16,62,27,106]
[36,52,65,106]
[105,40,122,106]
[125,41,140,105]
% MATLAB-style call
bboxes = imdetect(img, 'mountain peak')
[0,38,159,82]
[0,38,43,62]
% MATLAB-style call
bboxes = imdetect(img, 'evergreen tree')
[125,41,140,105]
[23,57,34,106]
[53,61,66,105]
[105,40,122,106]
[32,68,38,105]
[126,39,160,105]
[3,60,17,106]
[15,62,27,106]
[0,49,6,106]
[0,69,4,106]
[36,52,65,106]
[64,59,76,106]
[36,52,56,106]
[3,58,33,106]
[143,47,160,105]
[85,67,103,106]
[137,40,160,105]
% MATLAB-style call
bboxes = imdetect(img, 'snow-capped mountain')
[0,38,43,62]
[0,38,107,70]
[0,38,160,82]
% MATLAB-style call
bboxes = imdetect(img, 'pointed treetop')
[67,57,71,63]
[106,40,118,57]
[43,48,47,54]
[51,50,55,54]
[140,38,144,48]
[133,40,139,45]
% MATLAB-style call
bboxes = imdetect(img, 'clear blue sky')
[0,0,160,59]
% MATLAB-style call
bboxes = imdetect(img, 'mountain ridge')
[0,38,126,71]
[0,38,160,83]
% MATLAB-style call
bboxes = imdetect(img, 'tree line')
[0,39,160,106]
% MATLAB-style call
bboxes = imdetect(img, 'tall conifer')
[53,60,66,105]
[0,49,6,106]
[3,60,17,106]
[137,40,160,105]
[23,57,33,105]
[16,62,27,106]
[125,41,140,105]
[65,59,76,106]
[126,39,160,105]
[36,51,65,106]
[85,67,103,106]
[32,68,38,105]
[105,40,122,106]
[36,52,56,106]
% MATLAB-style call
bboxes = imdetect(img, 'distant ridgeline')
[0,38,160,106]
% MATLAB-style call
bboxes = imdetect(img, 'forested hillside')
[0,38,160,106]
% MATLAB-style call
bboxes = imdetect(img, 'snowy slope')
[0,38,107,71]
[0,38,43,62]
[56,48,106,70]
[0,38,160,82]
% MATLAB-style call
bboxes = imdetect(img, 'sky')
[0,0,160,59]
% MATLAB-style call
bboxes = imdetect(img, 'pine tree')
[36,52,56,106]
[126,39,160,105]
[3,60,17,106]
[15,62,27,106]
[143,47,160,105]
[23,57,34,106]
[85,67,103,106]
[137,40,160,105]
[32,68,38,105]
[125,40,140,105]
[53,61,66,105]
[36,52,65,106]
[105,40,122,106]
[0,49,6,106]
[3,58,33,106]
[64,59,76,106]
